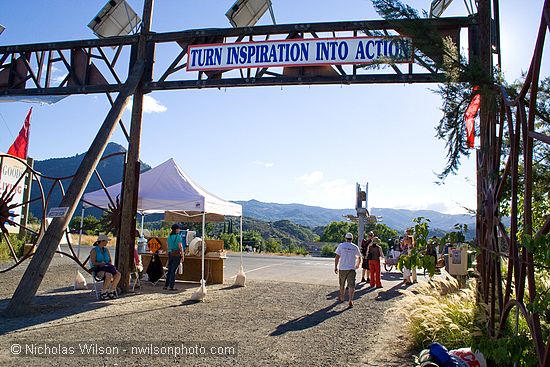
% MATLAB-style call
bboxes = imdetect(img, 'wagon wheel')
[98,195,122,236]
[384,262,394,272]
[0,155,46,273]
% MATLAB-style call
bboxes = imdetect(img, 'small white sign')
[47,207,69,218]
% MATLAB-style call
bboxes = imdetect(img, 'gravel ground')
[0,257,414,367]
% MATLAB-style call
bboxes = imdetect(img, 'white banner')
[0,153,27,233]
[187,36,413,72]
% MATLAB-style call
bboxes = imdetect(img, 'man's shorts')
[338,269,356,289]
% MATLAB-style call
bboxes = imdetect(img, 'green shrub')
[0,234,28,261]
[320,244,336,257]
[293,247,309,256]
[219,233,239,251]
[265,238,282,253]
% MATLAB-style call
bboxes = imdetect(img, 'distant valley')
[235,200,475,236]
[29,143,475,237]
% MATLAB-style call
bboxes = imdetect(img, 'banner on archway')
[187,36,413,71]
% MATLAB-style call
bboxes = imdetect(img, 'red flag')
[7,108,32,159]
[464,88,480,149]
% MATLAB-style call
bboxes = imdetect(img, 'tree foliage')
[320,221,398,245]
[371,0,494,181]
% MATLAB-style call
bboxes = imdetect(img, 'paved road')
[51,245,410,288]
[224,253,408,288]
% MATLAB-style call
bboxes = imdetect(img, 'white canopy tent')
[82,158,244,294]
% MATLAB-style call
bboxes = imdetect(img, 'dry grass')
[73,234,100,246]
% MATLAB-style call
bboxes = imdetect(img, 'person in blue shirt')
[90,234,121,300]
[164,224,183,291]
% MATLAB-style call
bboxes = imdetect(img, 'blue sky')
[0,1,547,214]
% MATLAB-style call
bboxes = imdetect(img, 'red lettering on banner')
[1,182,23,194]
[451,350,481,367]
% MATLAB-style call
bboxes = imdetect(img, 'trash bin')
[137,236,147,253]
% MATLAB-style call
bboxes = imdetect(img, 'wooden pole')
[4,61,145,316]
[117,0,154,293]
[476,0,493,304]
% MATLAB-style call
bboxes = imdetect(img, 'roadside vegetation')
[369,1,550,365]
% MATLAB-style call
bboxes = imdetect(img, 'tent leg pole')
[201,212,206,286]
[77,207,84,259]
[240,216,243,268]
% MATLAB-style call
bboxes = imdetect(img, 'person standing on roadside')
[334,232,362,308]
[367,237,384,288]
[400,229,416,284]
[360,231,374,283]
[164,224,183,291]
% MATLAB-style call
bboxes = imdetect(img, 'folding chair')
[87,268,103,300]
[85,254,118,300]
[131,263,143,291]
[131,253,143,291]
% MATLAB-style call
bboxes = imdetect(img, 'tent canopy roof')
[83,158,242,217]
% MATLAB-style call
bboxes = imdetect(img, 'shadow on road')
[270,302,346,336]
[381,272,403,281]
[219,285,243,291]
[374,282,408,302]
[325,282,379,301]
[0,293,108,335]
[0,282,198,334]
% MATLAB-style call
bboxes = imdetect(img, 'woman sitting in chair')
[90,234,121,300]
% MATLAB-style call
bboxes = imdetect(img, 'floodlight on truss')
[226,0,276,28]
[0,24,5,35]
[429,0,455,18]
[88,0,141,38]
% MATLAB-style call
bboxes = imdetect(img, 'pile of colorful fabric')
[415,343,486,367]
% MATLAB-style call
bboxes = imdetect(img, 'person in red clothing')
[367,237,384,288]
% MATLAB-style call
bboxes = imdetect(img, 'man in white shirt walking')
[334,232,362,308]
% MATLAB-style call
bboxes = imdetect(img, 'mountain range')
[29,142,475,235]
[235,200,475,234]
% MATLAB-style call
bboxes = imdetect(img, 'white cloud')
[296,170,324,185]
[52,73,68,84]
[296,175,355,209]
[126,95,167,113]
[373,195,475,215]
[252,160,274,168]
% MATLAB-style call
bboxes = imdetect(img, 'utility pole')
[117,0,155,293]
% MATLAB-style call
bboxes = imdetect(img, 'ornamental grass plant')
[387,269,479,351]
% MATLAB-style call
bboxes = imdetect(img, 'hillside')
[236,200,475,233]
[235,200,354,228]
[242,218,319,243]
[30,142,150,218]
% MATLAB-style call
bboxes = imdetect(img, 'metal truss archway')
[0,2,549,364]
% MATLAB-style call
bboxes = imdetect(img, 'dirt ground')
[0,257,415,367]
